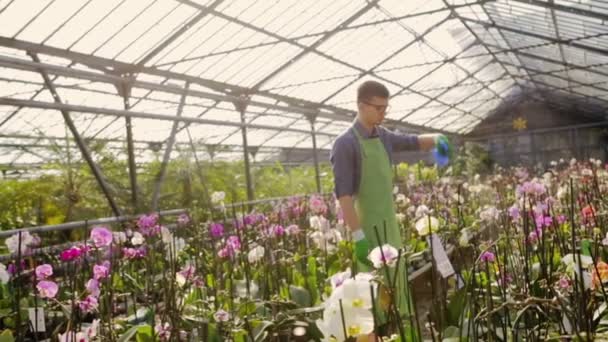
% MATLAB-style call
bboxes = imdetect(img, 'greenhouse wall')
[466,101,608,167]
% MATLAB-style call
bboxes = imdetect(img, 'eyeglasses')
[361,101,390,113]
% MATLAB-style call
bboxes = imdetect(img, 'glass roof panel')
[317,22,416,71]
[0,0,54,38]
[5,0,608,157]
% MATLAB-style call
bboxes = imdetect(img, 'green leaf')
[123,273,145,291]
[118,325,140,342]
[238,301,258,317]
[207,274,215,288]
[443,326,460,338]
[233,329,248,342]
[0,330,14,342]
[289,285,312,308]
[447,288,467,326]
[127,308,153,325]
[206,323,222,342]
[595,302,608,321]
[252,321,274,342]
[135,325,154,342]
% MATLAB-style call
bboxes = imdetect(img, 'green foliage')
[0,150,332,234]
[450,142,493,177]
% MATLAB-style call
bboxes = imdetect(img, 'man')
[330,80,451,337]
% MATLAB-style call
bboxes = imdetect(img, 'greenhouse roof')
[1,0,608,166]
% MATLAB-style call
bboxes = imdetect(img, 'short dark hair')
[357,81,389,102]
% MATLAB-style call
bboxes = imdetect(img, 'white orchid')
[161,226,173,244]
[561,253,593,268]
[0,263,10,284]
[317,274,377,341]
[557,186,569,200]
[112,232,127,244]
[368,244,399,269]
[459,228,472,247]
[395,213,406,223]
[480,206,500,223]
[131,232,145,246]
[310,215,330,232]
[5,231,34,254]
[395,194,409,206]
[415,216,439,236]
[310,229,342,253]
[415,205,430,219]
[317,304,374,342]
[235,280,259,298]
[211,191,225,204]
[247,245,265,263]
[329,268,351,290]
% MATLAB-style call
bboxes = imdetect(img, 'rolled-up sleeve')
[387,129,420,152]
[330,136,355,198]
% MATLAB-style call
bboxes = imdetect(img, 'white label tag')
[427,234,455,278]
[29,307,46,332]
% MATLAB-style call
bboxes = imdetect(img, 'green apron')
[353,128,416,337]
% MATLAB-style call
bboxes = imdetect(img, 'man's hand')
[434,134,452,158]
[353,230,371,265]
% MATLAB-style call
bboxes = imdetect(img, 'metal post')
[186,127,211,206]
[121,80,139,211]
[29,52,122,218]
[235,95,254,202]
[308,113,321,194]
[152,82,189,210]
[0,209,187,238]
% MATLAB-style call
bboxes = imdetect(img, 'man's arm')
[338,195,362,235]
[417,134,442,151]
[330,136,369,263]
[330,137,363,238]
[386,129,442,152]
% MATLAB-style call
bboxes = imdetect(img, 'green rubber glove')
[353,230,370,265]
[434,134,453,158]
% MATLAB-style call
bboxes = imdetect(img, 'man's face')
[358,96,389,126]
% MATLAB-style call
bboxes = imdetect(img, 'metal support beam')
[547,0,572,93]
[248,0,380,90]
[320,15,453,104]
[424,72,508,127]
[121,82,139,211]
[510,76,608,108]
[489,44,608,80]
[28,52,122,217]
[156,1,489,69]
[179,1,469,126]
[391,40,479,99]
[0,52,444,135]
[500,60,608,94]
[441,0,522,90]
[0,37,448,134]
[177,0,464,135]
[152,82,189,210]
[0,96,338,137]
[400,58,496,122]
[458,16,608,58]
[307,113,322,194]
[478,4,547,103]
[0,209,187,239]
[185,127,211,206]
[235,96,254,202]
[136,0,224,67]
[507,0,608,22]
